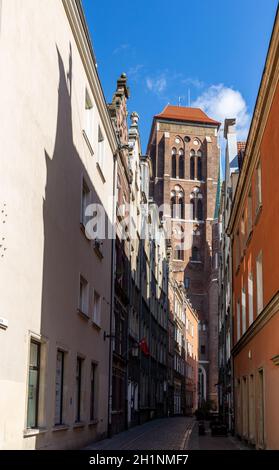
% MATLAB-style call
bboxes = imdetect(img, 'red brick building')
[147,105,220,409]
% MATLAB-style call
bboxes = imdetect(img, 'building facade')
[0,0,117,449]
[148,105,220,409]
[218,118,243,432]
[227,9,279,449]
[108,72,131,436]
[108,76,170,433]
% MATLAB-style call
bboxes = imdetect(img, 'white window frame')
[256,161,262,209]
[79,275,89,316]
[84,88,94,147]
[256,251,263,315]
[248,272,254,326]
[242,287,246,334]
[98,125,105,170]
[237,300,241,341]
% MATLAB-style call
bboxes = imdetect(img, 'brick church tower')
[147,105,220,408]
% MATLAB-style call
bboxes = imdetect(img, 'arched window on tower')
[172,148,177,178]
[170,187,185,220]
[190,150,195,180]
[171,194,176,218]
[197,151,202,181]
[190,197,195,220]
[179,149,184,179]
[190,188,203,221]
[197,199,203,220]
[178,193,184,220]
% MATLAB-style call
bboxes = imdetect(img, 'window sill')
[52,424,70,432]
[82,130,94,156]
[92,321,101,331]
[73,422,86,429]
[88,419,99,426]
[96,162,106,183]
[23,427,47,438]
[77,309,90,321]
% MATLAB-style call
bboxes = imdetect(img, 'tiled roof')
[154,105,221,127]
[237,141,246,153]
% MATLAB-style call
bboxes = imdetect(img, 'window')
[171,148,177,178]
[190,188,203,220]
[81,179,90,227]
[27,340,41,428]
[197,151,202,180]
[241,288,246,334]
[98,125,105,169]
[185,277,190,289]
[55,350,64,425]
[190,151,195,180]
[179,150,184,179]
[171,196,176,218]
[85,89,94,145]
[214,253,219,270]
[237,300,241,341]
[172,154,176,177]
[190,199,195,220]
[255,161,262,213]
[235,231,240,269]
[200,345,205,355]
[79,275,89,315]
[170,187,184,219]
[197,199,203,220]
[256,251,263,315]
[90,363,97,421]
[178,196,184,219]
[174,245,184,261]
[75,357,83,422]
[248,272,254,326]
[248,189,252,236]
[240,213,245,255]
[191,246,200,262]
[93,290,101,326]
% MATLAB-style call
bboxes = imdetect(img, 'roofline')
[154,115,221,128]
[146,113,220,155]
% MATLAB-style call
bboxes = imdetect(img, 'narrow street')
[85,417,247,451]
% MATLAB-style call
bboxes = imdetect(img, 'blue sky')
[82,0,278,155]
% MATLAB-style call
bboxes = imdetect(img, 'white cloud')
[113,44,130,55]
[146,75,167,96]
[181,77,205,89]
[192,84,250,140]
[127,64,144,82]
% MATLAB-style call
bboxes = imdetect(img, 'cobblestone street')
[85,417,247,451]
[188,422,248,450]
